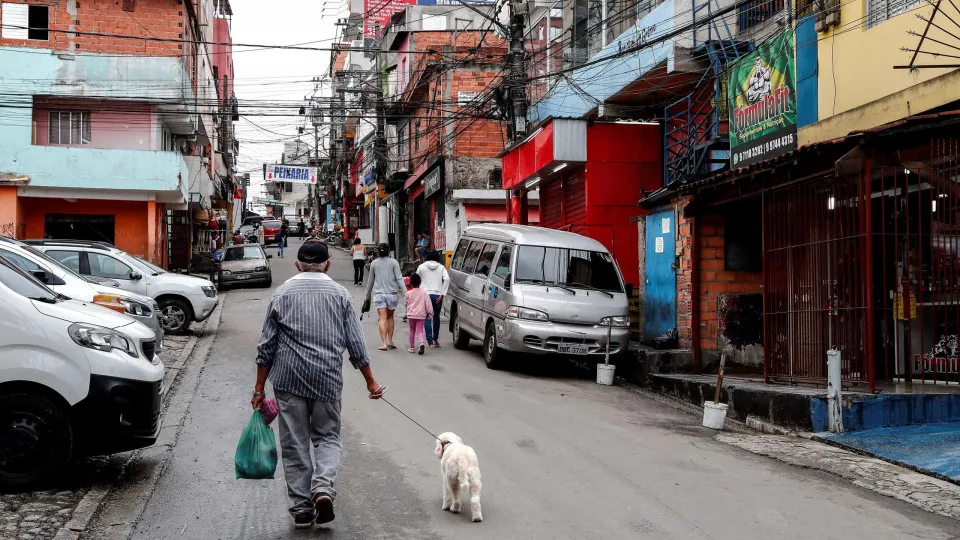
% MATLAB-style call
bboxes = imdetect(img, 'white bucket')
[596,364,616,386]
[702,402,728,430]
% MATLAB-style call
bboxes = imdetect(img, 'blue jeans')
[277,235,285,256]
[423,294,442,344]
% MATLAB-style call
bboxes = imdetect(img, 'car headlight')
[505,306,549,321]
[254,266,267,272]
[119,298,152,317]
[599,316,631,327]
[68,323,138,358]
[220,270,232,276]
[201,285,217,298]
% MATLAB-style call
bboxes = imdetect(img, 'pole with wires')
[374,24,387,248]
[506,0,529,224]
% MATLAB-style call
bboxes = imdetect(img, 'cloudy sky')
[229,0,343,199]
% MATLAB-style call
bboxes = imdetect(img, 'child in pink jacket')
[405,273,433,355]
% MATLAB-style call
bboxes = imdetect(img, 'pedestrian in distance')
[252,240,386,529]
[349,238,366,287]
[416,233,431,262]
[232,229,244,245]
[417,250,449,348]
[276,220,289,258]
[298,218,306,240]
[364,243,405,351]
[405,273,432,355]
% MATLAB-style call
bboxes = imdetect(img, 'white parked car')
[0,256,164,488]
[0,237,163,342]
[27,240,219,335]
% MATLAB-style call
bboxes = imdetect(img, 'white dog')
[434,432,483,522]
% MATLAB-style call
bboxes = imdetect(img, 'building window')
[397,124,406,162]
[49,111,91,145]
[737,0,785,31]
[867,0,920,28]
[1,3,49,40]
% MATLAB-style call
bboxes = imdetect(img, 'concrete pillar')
[0,185,22,238]
[147,199,157,263]
[511,190,529,225]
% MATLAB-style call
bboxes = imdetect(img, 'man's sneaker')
[294,511,316,529]
[418,343,426,355]
[313,493,335,524]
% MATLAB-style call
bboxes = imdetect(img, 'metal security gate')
[166,210,190,272]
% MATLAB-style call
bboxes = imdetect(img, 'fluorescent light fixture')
[526,177,541,190]
[552,163,567,173]
[827,196,836,210]
[933,200,938,212]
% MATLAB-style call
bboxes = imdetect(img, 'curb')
[53,298,225,540]
[811,433,960,489]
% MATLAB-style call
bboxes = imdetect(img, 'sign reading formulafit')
[266,164,318,184]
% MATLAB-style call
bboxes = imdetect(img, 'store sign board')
[423,166,443,198]
[728,30,797,168]
[266,164,318,184]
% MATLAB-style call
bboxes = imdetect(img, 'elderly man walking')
[252,240,385,529]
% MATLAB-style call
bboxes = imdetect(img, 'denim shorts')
[374,292,399,311]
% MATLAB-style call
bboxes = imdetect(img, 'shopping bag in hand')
[235,411,278,479]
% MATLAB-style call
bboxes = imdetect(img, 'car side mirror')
[129,271,143,281]
[266,255,273,259]
[503,273,512,290]
[31,270,49,283]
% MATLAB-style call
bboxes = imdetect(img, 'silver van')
[444,224,631,369]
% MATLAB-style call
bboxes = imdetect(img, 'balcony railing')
[738,0,785,31]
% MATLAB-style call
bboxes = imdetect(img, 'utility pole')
[506,0,529,224]
[373,22,387,248]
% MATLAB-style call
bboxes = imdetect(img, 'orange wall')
[0,186,22,237]
[20,198,153,258]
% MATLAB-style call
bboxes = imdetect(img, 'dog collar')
[439,440,453,452]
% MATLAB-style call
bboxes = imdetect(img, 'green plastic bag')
[235,411,278,479]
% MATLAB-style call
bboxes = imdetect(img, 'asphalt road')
[128,239,959,540]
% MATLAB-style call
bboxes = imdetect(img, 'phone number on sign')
[735,133,796,164]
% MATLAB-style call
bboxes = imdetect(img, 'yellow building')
[800,0,960,145]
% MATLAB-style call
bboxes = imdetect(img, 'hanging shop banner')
[423,166,443,198]
[266,164,318,184]
[728,30,797,168]
[364,0,416,39]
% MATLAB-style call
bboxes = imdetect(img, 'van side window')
[475,243,499,277]
[461,241,484,273]
[450,239,470,270]
[493,245,512,280]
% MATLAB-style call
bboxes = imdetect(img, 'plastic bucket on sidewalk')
[702,402,728,430]
[596,364,616,386]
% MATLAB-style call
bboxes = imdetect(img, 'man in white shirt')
[416,250,450,347]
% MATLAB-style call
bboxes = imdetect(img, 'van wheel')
[483,323,506,370]
[452,311,471,350]
[159,298,193,335]
[0,394,73,489]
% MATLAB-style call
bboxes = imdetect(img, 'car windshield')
[514,245,623,293]
[21,245,84,281]
[263,221,281,228]
[0,256,60,302]
[224,246,263,261]
[134,256,166,275]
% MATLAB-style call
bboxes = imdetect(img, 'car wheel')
[483,322,505,370]
[452,310,471,350]
[0,394,72,489]
[159,298,193,335]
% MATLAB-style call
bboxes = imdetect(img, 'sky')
[229,0,343,199]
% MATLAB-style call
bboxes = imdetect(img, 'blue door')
[644,210,676,340]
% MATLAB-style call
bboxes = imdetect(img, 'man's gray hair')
[299,262,328,272]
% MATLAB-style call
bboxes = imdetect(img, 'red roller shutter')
[564,174,586,234]
[540,179,563,229]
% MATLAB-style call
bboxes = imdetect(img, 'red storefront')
[500,118,661,287]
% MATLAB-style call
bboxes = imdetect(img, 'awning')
[463,204,540,224]
[501,118,587,191]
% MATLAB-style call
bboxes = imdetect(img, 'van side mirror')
[129,271,143,281]
[266,255,273,259]
[625,282,634,297]
[503,273,512,290]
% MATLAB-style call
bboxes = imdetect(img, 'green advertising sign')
[728,31,797,168]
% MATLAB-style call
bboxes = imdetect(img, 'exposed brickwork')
[0,0,185,56]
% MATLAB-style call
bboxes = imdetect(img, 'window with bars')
[48,111,91,145]
[867,0,921,27]
[737,0,785,31]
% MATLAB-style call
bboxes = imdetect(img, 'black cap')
[298,240,329,263]
[377,243,390,256]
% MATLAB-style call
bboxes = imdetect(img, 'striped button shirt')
[256,272,370,402]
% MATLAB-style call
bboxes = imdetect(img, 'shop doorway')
[44,214,115,244]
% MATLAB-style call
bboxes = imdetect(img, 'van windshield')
[514,246,623,293]
[0,256,60,302]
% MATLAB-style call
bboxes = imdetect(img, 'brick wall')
[0,0,186,56]
[676,197,763,354]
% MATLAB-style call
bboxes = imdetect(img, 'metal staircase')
[663,0,751,186]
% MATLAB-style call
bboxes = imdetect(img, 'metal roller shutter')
[540,180,563,229]
[564,174,587,234]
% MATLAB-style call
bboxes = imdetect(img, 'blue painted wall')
[811,393,960,432]
[532,0,676,121]
[795,16,819,129]
[644,209,676,339]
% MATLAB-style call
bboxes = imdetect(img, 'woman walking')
[364,243,405,350]
[416,250,449,347]
[349,238,366,286]
[405,273,432,355]
[276,220,289,258]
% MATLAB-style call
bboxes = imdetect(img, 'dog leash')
[380,395,440,441]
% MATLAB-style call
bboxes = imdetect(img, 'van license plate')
[235,275,247,279]
[557,345,589,355]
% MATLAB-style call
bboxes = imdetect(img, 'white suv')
[0,256,163,488]
[27,241,219,335]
